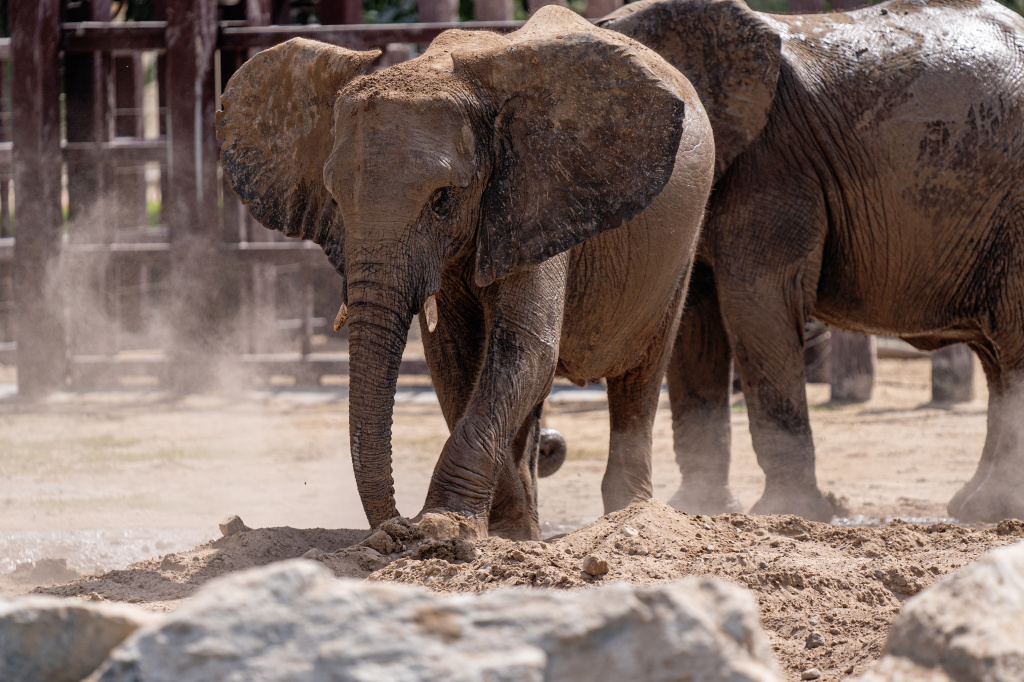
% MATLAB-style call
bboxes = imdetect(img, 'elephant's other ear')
[452,20,686,287]
[599,0,781,180]
[216,39,380,271]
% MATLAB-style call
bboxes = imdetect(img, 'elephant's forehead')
[327,96,478,212]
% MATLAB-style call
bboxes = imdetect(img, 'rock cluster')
[4,535,1024,681]
[87,560,780,681]
[861,541,1024,682]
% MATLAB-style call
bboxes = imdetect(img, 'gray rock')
[805,631,825,649]
[0,595,153,682]
[801,668,821,680]
[90,559,782,682]
[859,540,1024,681]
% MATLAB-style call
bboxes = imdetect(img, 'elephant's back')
[775,0,1024,333]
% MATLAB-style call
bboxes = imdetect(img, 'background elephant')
[600,0,1024,522]
[217,6,715,539]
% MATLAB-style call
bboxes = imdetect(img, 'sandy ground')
[0,356,1007,679]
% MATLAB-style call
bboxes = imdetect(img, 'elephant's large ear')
[452,8,687,287]
[599,0,781,180]
[216,38,380,271]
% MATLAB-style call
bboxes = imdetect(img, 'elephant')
[599,0,1024,522]
[217,6,716,539]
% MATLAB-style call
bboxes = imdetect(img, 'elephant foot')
[667,483,741,516]
[487,511,541,540]
[414,508,489,541]
[947,471,989,519]
[537,428,567,478]
[750,484,840,522]
[950,476,1024,523]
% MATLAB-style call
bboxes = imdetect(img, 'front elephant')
[218,7,715,538]
[601,0,1024,522]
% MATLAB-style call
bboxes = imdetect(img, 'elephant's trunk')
[346,269,416,528]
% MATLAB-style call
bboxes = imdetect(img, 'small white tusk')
[333,302,348,332]
[425,295,438,333]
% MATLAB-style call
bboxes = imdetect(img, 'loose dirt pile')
[33,500,1024,679]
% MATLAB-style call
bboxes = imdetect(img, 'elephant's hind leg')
[952,198,1024,522]
[946,341,1001,519]
[665,262,740,515]
[718,275,836,522]
[602,283,688,515]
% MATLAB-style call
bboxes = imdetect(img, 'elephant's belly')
[555,210,697,384]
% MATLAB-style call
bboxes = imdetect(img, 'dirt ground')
[0,356,1013,680]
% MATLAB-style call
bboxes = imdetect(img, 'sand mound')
[29,501,1024,678]
[35,527,367,611]
[372,501,1024,679]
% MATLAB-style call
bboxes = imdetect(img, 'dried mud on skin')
[32,501,1024,680]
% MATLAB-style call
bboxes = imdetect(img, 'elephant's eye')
[430,187,455,218]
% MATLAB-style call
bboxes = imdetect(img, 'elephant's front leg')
[665,262,740,515]
[422,260,567,540]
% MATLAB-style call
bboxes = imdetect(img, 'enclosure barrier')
[3,0,973,403]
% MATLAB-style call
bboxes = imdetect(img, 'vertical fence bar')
[418,0,459,23]
[932,344,975,404]
[11,0,66,396]
[829,330,876,403]
[318,0,363,25]
[475,0,513,21]
[165,0,224,390]
[584,0,622,19]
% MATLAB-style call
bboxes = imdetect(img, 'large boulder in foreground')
[0,595,153,682]
[89,559,782,682]
[861,540,1024,682]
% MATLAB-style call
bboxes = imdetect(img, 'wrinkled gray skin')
[217,7,715,539]
[601,0,1024,522]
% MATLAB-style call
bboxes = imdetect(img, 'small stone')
[704,545,715,552]
[809,616,818,626]
[582,554,609,576]
[759,561,770,569]
[362,529,401,555]
[622,525,639,537]
[219,515,249,537]
[302,548,326,559]
[160,554,184,572]
[453,538,480,562]
[805,631,826,649]
[802,668,821,680]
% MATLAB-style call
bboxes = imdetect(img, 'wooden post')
[585,0,622,19]
[0,45,11,238]
[318,0,363,24]
[527,0,567,13]
[10,0,66,396]
[475,0,513,20]
[932,344,975,404]
[829,330,876,403]
[112,53,148,229]
[379,43,413,68]
[165,0,224,391]
[788,0,824,11]
[419,0,459,22]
